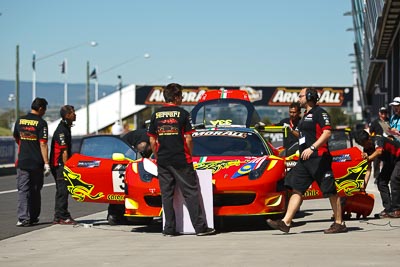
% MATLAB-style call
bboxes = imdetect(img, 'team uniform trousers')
[16,168,44,221]
[158,163,207,234]
[376,161,394,212]
[51,166,71,220]
[390,160,400,211]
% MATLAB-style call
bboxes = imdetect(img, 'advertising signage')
[135,85,353,107]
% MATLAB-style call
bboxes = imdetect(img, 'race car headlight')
[125,198,139,210]
[249,160,270,180]
[138,161,154,182]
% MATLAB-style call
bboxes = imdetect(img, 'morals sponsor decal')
[193,131,248,138]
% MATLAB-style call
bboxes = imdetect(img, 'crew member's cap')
[389,97,400,106]
[379,107,387,112]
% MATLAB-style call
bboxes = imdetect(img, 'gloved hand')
[44,163,51,177]
[282,123,292,131]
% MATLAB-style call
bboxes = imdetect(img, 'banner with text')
[135,85,353,107]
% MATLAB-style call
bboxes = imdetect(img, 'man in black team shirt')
[13,97,50,227]
[148,83,215,236]
[267,87,347,234]
[354,129,400,218]
[50,105,77,225]
[275,102,301,152]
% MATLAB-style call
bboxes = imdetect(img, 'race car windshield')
[192,132,269,157]
[195,102,249,127]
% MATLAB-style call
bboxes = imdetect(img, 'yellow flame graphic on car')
[194,160,241,174]
[63,166,104,202]
[335,160,368,196]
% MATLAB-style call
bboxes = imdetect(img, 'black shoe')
[196,228,216,236]
[16,219,31,227]
[266,219,290,233]
[162,231,178,237]
[30,218,39,225]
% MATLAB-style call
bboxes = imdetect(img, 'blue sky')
[0,0,354,87]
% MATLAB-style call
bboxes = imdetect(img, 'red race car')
[65,89,373,223]
[124,127,287,219]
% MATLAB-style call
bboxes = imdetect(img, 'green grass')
[0,127,12,136]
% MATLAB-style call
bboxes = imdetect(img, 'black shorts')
[284,155,337,197]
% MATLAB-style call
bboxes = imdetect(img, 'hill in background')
[0,79,117,121]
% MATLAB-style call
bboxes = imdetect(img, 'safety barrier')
[0,137,16,176]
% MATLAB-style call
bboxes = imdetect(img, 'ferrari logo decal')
[194,160,241,174]
[335,160,368,196]
[63,166,104,202]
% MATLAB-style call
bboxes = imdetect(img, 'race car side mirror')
[112,153,126,161]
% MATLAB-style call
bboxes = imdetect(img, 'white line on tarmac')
[0,183,55,195]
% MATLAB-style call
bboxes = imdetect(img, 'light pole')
[118,75,123,125]
[86,61,90,135]
[61,58,68,104]
[32,41,98,100]
[15,45,20,125]
[89,66,100,134]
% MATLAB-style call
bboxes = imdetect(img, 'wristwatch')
[310,145,316,151]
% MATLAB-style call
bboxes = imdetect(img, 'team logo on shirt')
[160,118,178,124]
[158,125,179,135]
[322,112,331,125]
[58,133,66,146]
[156,111,181,118]
[303,114,313,121]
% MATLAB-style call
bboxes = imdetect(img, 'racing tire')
[126,217,154,225]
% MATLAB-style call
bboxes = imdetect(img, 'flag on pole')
[32,52,36,70]
[60,60,66,74]
[89,68,97,79]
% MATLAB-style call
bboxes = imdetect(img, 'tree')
[327,107,349,129]
[0,109,15,136]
